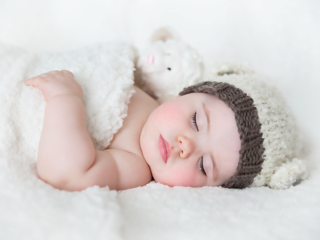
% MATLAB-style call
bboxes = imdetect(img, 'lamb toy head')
[135,27,204,103]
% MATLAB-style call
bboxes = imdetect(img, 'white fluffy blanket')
[0,42,135,239]
[0,43,319,240]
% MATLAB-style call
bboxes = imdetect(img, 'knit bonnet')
[179,63,308,189]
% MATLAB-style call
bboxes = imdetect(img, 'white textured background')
[0,0,319,239]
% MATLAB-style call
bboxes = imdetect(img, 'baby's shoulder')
[132,86,160,107]
[128,86,159,123]
[106,86,159,158]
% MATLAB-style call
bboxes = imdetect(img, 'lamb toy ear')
[269,158,309,189]
[150,27,179,43]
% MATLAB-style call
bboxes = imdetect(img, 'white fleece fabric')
[0,42,135,240]
[0,43,319,240]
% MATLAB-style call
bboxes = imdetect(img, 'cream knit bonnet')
[179,63,308,189]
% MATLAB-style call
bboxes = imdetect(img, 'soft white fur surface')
[0,42,135,239]
[0,1,319,240]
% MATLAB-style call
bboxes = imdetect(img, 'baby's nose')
[177,136,195,159]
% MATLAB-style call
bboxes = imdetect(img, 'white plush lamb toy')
[135,27,204,103]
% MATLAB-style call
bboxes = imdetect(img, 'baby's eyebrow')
[208,152,219,182]
[202,103,210,132]
[203,102,219,182]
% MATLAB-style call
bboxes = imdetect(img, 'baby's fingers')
[24,76,46,87]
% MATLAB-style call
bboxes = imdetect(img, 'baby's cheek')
[157,103,183,126]
[169,169,198,187]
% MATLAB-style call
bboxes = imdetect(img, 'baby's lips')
[147,55,155,64]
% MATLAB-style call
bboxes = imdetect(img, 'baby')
[24,70,246,191]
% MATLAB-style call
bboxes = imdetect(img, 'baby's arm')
[25,71,150,191]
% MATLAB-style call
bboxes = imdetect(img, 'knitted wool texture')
[179,81,265,188]
[193,63,308,189]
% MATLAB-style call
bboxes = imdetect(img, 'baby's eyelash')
[191,112,199,131]
[198,157,206,175]
[193,113,204,175]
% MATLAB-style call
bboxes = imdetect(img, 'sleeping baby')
[24,69,307,191]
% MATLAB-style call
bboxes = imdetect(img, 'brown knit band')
[179,81,265,189]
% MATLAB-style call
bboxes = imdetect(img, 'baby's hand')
[24,70,83,102]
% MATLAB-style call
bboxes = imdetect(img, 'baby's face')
[140,92,241,187]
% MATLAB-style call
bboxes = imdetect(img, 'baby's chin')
[148,168,173,186]
[152,177,177,187]
[150,170,200,188]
